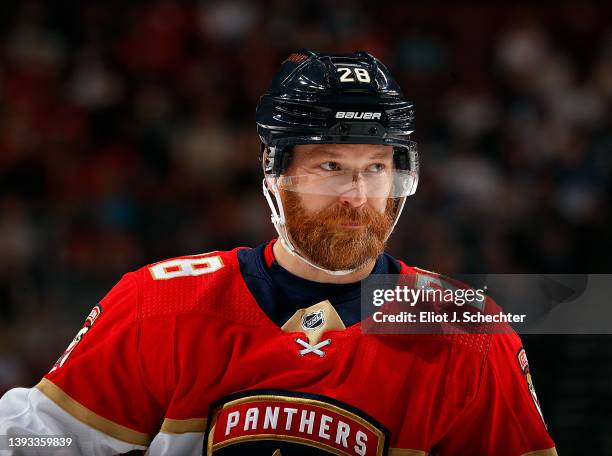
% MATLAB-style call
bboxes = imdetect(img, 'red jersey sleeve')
[38,272,171,446]
[435,333,557,456]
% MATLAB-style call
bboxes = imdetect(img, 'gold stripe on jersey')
[35,378,151,445]
[520,449,558,456]
[160,417,208,434]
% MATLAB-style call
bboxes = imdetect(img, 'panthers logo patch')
[205,390,390,455]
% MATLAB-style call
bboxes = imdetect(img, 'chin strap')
[261,178,407,276]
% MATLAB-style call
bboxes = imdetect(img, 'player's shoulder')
[393,262,523,358]
[137,247,242,282]
[400,264,476,292]
[127,246,250,320]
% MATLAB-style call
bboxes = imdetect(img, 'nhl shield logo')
[301,309,326,331]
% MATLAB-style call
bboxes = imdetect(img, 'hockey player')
[0,51,557,455]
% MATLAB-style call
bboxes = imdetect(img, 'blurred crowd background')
[0,1,610,453]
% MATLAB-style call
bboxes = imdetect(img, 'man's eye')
[320,162,340,171]
[367,163,386,173]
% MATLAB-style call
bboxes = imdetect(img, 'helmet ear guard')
[256,50,419,275]
[260,144,295,177]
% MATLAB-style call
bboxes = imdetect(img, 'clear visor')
[271,168,418,198]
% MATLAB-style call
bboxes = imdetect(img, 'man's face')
[279,143,396,271]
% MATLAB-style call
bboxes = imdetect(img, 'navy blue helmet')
[256,50,417,177]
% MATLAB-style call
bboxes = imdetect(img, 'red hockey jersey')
[6,242,556,455]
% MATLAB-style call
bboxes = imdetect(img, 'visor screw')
[369,127,378,136]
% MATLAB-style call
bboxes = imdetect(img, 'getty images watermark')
[371,284,527,325]
[361,274,612,335]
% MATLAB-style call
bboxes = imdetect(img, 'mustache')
[312,203,379,225]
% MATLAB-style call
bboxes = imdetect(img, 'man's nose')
[338,174,368,207]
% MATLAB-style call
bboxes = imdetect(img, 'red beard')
[282,191,395,271]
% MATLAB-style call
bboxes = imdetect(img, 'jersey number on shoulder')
[149,255,224,280]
